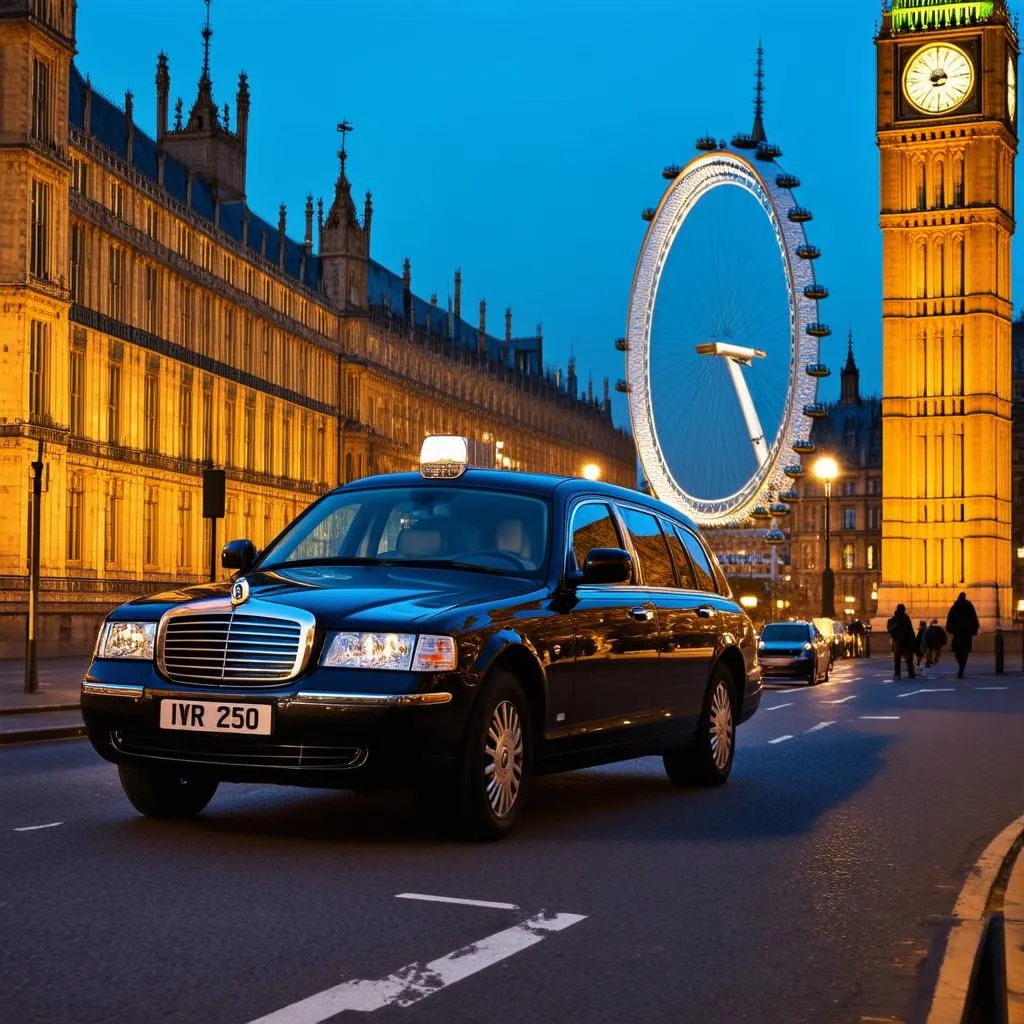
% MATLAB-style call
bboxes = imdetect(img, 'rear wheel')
[663,665,736,787]
[452,670,532,841]
[117,764,219,818]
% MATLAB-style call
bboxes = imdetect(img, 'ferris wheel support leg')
[725,358,769,468]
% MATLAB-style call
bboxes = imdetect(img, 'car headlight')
[757,641,765,650]
[97,621,157,660]
[320,632,457,672]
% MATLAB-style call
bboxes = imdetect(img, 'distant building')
[0,2,634,656]
[787,337,882,624]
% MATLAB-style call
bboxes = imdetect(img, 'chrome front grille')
[158,601,314,686]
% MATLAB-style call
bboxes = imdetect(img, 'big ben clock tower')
[875,0,1017,633]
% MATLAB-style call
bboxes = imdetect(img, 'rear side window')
[618,506,675,588]
[660,519,697,589]
[673,524,718,593]
[569,502,622,572]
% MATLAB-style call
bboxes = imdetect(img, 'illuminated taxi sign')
[419,435,469,479]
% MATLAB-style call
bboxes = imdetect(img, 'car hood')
[759,639,809,653]
[116,565,546,631]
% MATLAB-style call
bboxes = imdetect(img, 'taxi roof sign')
[419,435,469,479]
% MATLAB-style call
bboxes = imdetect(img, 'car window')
[762,623,810,642]
[261,486,550,577]
[673,525,718,593]
[660,518,697,589]
[568,502,623,572]
[617,506,675,588]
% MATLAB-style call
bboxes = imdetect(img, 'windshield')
[259,486,551,577]
[761,623,811,643]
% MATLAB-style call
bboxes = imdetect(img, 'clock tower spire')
[874,1,1018,633]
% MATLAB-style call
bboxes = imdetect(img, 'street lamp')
[813,455,839,618]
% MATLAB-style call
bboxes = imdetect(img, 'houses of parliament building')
[0,1,635,655]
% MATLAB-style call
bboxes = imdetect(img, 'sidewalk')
[0,657,87,744]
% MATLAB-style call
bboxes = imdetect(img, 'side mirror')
[222,539,257,572]
[581,547,633,585]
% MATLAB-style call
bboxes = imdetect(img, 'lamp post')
[813,455,839,619]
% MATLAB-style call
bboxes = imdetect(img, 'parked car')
[81,436,763,841]
[811,617,846,665]
[757,621,831,684]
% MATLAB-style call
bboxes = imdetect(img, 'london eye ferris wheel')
[622,48,831,530]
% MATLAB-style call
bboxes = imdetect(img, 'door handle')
[629,607,655,622]
[696,605,716,618]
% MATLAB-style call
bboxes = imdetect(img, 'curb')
[0,723,87,745]
[0,703,80,716]
[920,815,1024,1023]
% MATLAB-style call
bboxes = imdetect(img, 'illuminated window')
[842,543,855,570]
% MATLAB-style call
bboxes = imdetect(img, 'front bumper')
[80,661,474,788]
[759,656,813,677]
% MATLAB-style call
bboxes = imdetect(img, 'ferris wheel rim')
[625,150,820,526]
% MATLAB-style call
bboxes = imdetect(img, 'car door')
[565,500,660,733]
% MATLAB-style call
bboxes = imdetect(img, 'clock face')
[902,43,975,115]
[1008,57,1017,122]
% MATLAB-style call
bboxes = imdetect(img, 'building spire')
[201,0,213,84]
[336,119,353,178]
[752,40,766,143]
[840,326,861,405]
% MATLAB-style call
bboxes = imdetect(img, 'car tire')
[117,764,219,818]
[452,670,532,842]
[663,665,736,787]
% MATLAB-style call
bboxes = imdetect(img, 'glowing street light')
[813,455,839,618]
[581,463,602,481]
[739,595,758,610]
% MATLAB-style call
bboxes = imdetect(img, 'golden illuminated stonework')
[874,2,1017,632]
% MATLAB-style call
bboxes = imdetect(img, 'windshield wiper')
[267,556,385,569]
[381,558,512,576]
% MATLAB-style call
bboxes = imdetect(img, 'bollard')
[994,628,1004,675]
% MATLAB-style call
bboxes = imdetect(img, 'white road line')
[976,686,1008,691]
[805,722,836,733]
[826,695,856,704]
[395,893,519,911]
[764,703,793,711]
[859,715,900,720]
[768,735,793,744]
[896,688,954,699]
[13,821,63,832]
[245,910,587,1022]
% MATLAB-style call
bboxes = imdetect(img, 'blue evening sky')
[74,0,1024,431]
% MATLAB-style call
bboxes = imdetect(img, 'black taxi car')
[81,436,763,840]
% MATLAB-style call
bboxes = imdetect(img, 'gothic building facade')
[786,341,883,624]
[0,1,635,656]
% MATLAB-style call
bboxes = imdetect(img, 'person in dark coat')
[945,592,980,679]
[923,619,947,667]
[886,604,917,679]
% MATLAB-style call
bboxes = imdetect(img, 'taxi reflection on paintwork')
[81,436,763,841]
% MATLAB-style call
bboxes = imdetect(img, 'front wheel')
[663,666,736,787]
[452,670,533,841]
[117,764,219,818]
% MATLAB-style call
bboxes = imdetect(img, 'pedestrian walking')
[923,619,946,667]
[887,603,917,679]
[915,620,928,670]
[945,592,980,679]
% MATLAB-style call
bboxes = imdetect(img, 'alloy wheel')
[708,680,734,770]
[483,699,524,819]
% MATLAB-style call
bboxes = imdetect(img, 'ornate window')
[69,346,85,435]
[28,320,49,421]
[31,58,52,143]
[866,544,876,571]
[71,157,89,196]
[70,223,85,302]
[179,379,193,459]
[108,246,126,320]
[144,265,160,334]
[842,506,856,530]
[842,543,855,570]
[107,360,121,444]
[67,473,84,563]
[144,370,159,453]
[177,490,192,568]
[30,180,51,280]
[143,487,159,566]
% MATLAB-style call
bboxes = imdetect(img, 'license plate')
[159,699,272,736]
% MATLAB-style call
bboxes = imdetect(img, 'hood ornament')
[230,577,250,607]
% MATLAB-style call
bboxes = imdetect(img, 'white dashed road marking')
[765,703,794,711]
[860,716,901,720]
[976,687,1008,691]
[395,893,519,911]
[896,688,954,699]
[826,696,856,704]
[805,722,836,733]
[245,910,587,1021]
[12,822,63,832]
[768,735,794,744]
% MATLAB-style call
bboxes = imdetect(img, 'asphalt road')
[2,659,1022,1024]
